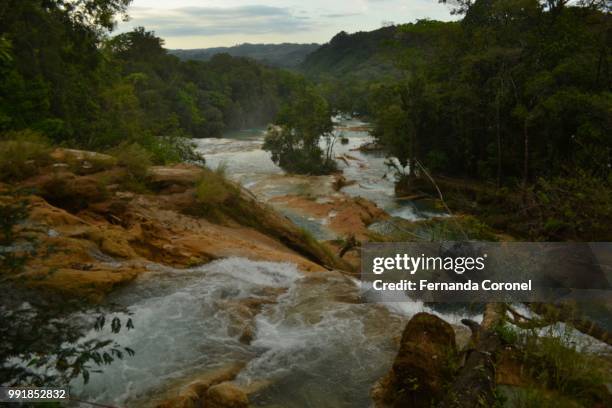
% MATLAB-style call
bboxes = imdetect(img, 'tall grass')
[0,130,51,182]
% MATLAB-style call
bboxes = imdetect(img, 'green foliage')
[148,135,206,166]
[263,86,337,175]
[425,215,499,241]
[509,387,583,408]
[0,130,51,181]
[0,191,33,274]
[0,5,303,164]
[517,325,608,405]
[301,26,401,80]
[339,1,612,239]
[494,322,520,345]
[192,169,242,218]
[110,142,152,181]
[0,288,136,387]
[64,153,118,176]
[365,3,610,185]
[195,167,240,213]
[172,43,320,69]
[525,171,612,240]
[0,188,135,386]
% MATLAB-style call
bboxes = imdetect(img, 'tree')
[263,86,337,174]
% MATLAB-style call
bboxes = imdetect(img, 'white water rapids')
[70,118,469,406]
[73,258,435,406]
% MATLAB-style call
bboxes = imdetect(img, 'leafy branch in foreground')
[0,189,136,387]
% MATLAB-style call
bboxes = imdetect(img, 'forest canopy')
[362,1,611,184]
[0,0,304,163]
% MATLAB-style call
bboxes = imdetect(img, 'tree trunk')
[409,128,417,179]
[522,118,529,185]
[439,303,504,408]
[496,93,502,188]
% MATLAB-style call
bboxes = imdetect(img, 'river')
[70,118,611,407]
[194,117,444,239]
[71,119,471,407]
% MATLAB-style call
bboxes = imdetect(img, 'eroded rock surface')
[155,363,246,408]
[3,151,351,301]
[270,194,388,241]
[372,312,458,408]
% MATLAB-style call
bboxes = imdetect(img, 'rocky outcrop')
[372,312,458,408]
[223,288,286,345]
[269,194,388,241]
[155,363,246,408]
[148,164,205,193]
[206,383,249,408]
[4,151,353,300]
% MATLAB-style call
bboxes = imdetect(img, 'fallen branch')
[505,305,551,330]
[439,303,505,408]
[527,303,612,346]
[415,160,469,241]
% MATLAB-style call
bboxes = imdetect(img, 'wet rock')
[224,293,283,344]
[269,194,388,241]
[206,382,249,408]
[50,148,115,163]
[332,174,356,191]
[5,155,347,300]
[353,141,383,152]
[239,326,254,344]
[50,148,117,174]
[156,363,246,408]
[88,228,137,259]
[148,164,204,191]
[34,172,108,213]
[372,312,457,408]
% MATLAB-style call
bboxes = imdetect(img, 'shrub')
[0,191,32,274]
[0,130,51,182]
[194,167,240,218]
[525,171,612,240]
[148,135,206,166]
[263,126,337,175]
[109,142,152,181]
[62,152,117,175]
[518,326,608,405]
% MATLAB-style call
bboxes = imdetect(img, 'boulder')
[33,172,108,212]
[155,363,245,408]
[49,148,117,174]
[372,312,457,408]
[148,164,204,190]
[206,382,249,408]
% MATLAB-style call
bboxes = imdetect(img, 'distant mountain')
[170,43,320,69]
[300,26,401,79]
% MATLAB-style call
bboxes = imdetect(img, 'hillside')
[300,26,400,80]
[170,43,320,69]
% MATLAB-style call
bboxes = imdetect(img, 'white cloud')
[117,0,455,48]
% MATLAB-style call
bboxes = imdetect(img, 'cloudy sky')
[116,0,456,49]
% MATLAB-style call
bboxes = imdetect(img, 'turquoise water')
[193,118,446,240]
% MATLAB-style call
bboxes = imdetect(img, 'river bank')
[0,141,477,407]
[1,125,611,407]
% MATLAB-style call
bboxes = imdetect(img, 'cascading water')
[68,118,471,406]
[193,117,445,237]
[72,258,418,407]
